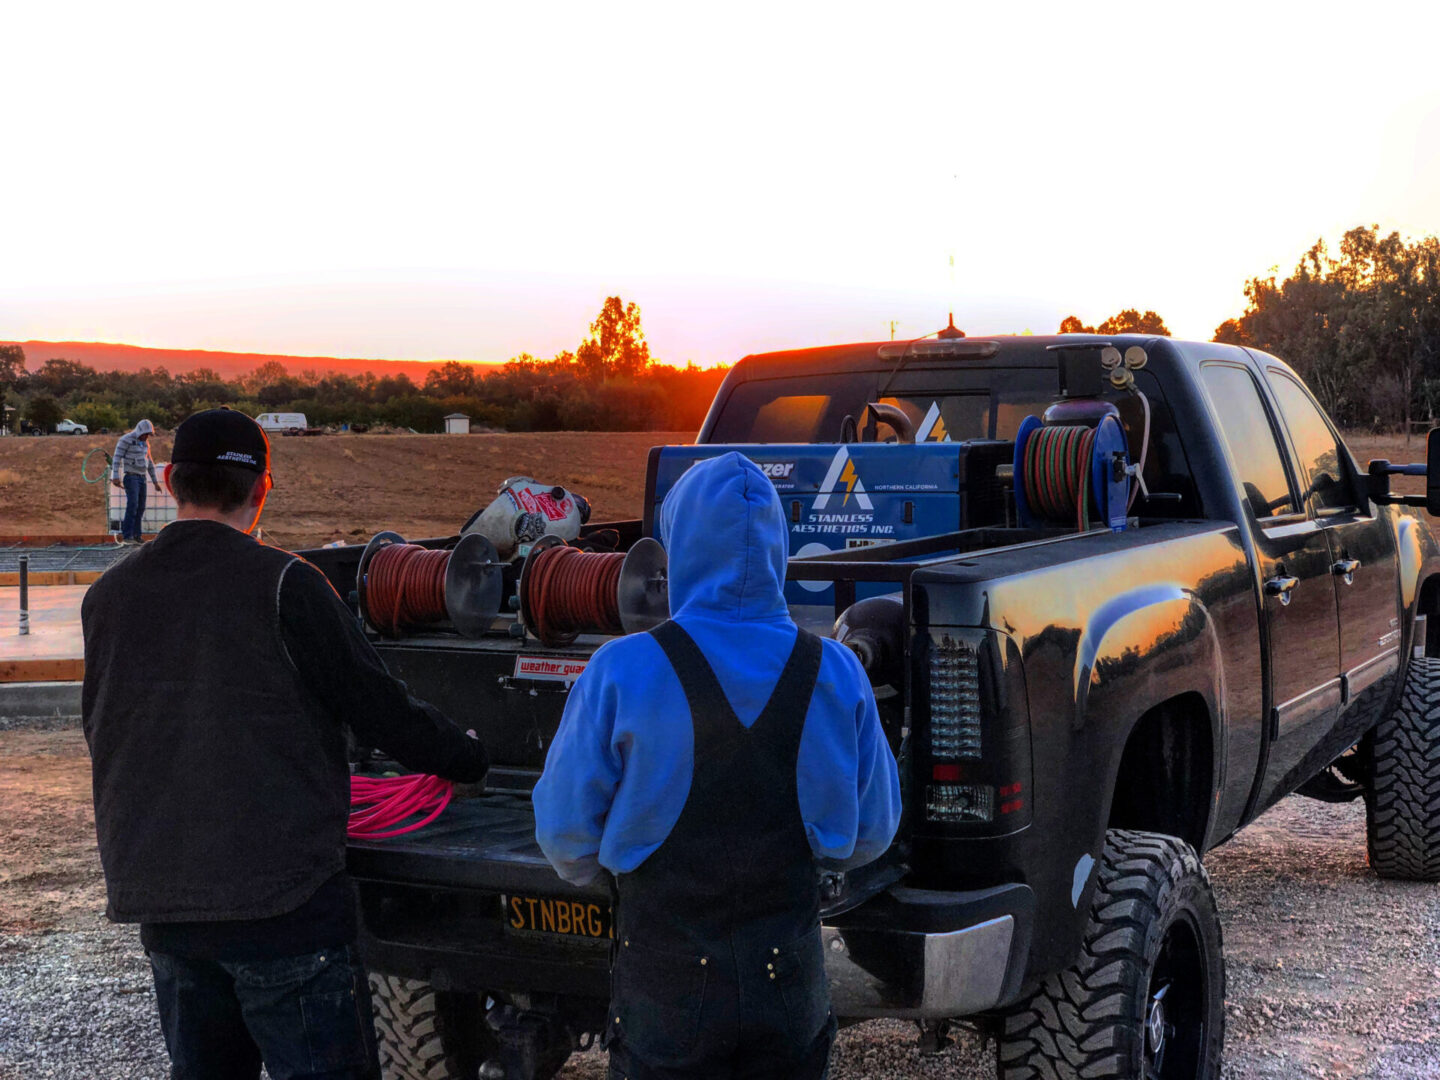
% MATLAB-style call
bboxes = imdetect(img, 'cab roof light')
[877,339,1000,361]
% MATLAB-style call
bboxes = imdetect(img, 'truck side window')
[1265,369,1358,513]
[1200,363,1296,519]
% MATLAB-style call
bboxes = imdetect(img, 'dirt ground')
[3,428,1438,1076]
[2,430,1432,554]
[1,724,1437,1079]
[0,431,692,550]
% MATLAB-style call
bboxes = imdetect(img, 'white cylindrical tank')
[462,477,592,559]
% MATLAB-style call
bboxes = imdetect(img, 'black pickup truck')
[304,333,1440,1080]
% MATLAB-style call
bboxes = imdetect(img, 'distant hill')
[3,340,498,381]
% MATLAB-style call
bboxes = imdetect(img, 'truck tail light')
[929,636,982,761]
[925,783,994,823]
[920,629,1032,832]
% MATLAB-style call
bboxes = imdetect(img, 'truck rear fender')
[1073,584,1224,741]
[1072,585,1224,857]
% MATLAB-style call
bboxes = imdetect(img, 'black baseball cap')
[172,408,270,473]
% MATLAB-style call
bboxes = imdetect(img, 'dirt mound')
[0,431,691,550]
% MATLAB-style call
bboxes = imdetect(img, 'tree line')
[1215,225,1440,430]
[1059,226,1440,431]
[5,238,1439,437]
[0,298,728,435]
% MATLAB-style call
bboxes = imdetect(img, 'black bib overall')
[606,622,835,1079]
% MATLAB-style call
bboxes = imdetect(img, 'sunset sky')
[6,2,1440,368]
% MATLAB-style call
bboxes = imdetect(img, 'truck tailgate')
[348,792,906,917]
[347,793,606,901]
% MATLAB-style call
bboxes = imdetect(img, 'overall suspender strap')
[648,621,822,754]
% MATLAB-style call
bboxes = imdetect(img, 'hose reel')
[357,531,505,639]
[357,530,670,646]
[1012,343,1153,532]
[1013,415,1129,532]
[516,534,669,647]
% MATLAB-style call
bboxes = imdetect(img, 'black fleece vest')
[82,520,349,923]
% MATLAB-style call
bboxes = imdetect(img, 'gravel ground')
[2,725,1438,1079]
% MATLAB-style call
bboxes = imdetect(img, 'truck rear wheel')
[1366,655,1440,881]
[369,973,488,1080]
[998,830,1224,1080]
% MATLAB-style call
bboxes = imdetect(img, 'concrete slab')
[0,680,82,724]
[0,586,87,682]
[0,542,135,573]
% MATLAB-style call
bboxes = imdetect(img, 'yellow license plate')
[503,895,613,939]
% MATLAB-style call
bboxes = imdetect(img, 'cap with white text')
[171,409,270,474]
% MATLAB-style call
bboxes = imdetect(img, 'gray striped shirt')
[111,431,158,483]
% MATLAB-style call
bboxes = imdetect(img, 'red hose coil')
[524,546,625,645]
[348,773,454,839]
[366,543,452,635]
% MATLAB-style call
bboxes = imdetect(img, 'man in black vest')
[82,408,488,1080]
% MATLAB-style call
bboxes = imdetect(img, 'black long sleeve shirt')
[140,551,487,959]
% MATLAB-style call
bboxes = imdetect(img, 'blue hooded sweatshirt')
[533,452,902,886]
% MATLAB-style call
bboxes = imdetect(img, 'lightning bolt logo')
[814,446,873,510]
[839,459,860,505]
[915,400,951,443]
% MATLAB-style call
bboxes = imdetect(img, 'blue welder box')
[644,442,1010,605]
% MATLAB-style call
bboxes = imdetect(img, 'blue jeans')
[121,474,147,540]
[147,945,380,1080]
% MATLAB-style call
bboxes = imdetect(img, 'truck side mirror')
[1428,429,1440,516]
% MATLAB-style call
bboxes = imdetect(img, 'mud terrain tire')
[999,830,1224,1079]
[1367,656,1440,881]
[369,974,487,1080]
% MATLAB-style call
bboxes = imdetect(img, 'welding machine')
[644,440,1012,605]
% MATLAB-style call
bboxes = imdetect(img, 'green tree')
[258,376,305,408]
[379,394,445,432]
[0,344,23,432]
[26,394,63,431]
[1214,225,1440,427]
[0,344,24,386]
[244,361,290,395]
[1058,310,1170,336]
[174,368,235,412]
[373,373,418,401]
[72,401,127,432]
[1096,309,1170,336]
[33,358,96,397]
[127,400,173,428]
[423,360,478,397]
[576,296,651,379]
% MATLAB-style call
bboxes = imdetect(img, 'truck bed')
[348,793,605,899]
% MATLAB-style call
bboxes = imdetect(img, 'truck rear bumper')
[823,882,1035,1019]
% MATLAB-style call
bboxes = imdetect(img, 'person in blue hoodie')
[534,451,901,1079]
